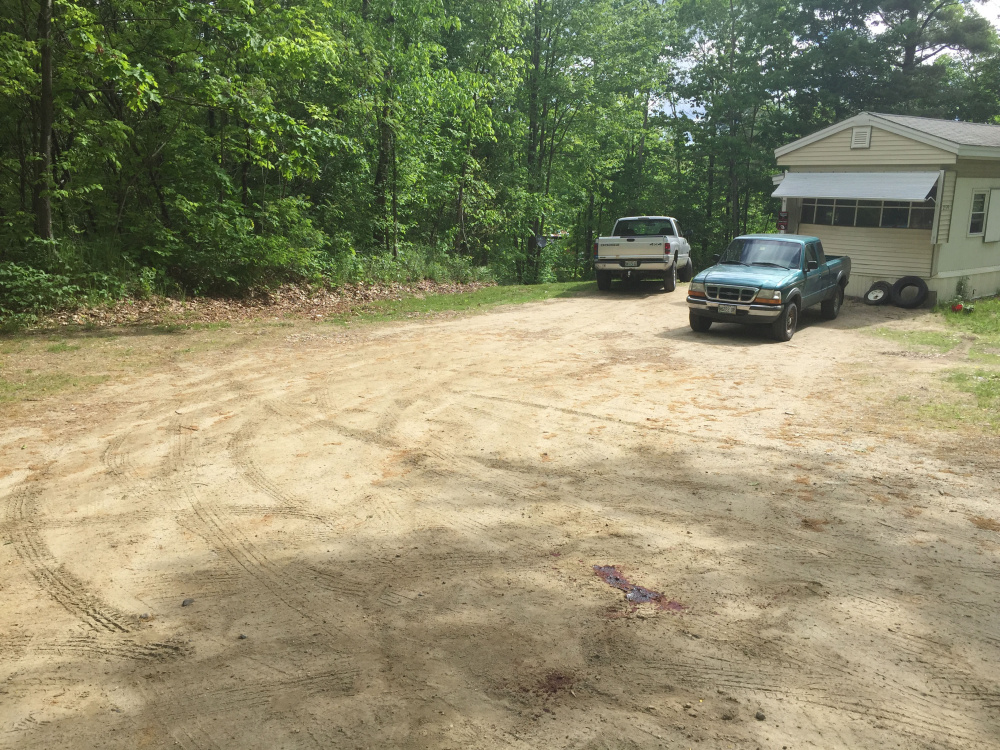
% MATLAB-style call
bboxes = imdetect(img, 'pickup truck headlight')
[689,281,706,294]
[755,289,781,303]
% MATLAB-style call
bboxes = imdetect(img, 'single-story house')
[772,112,1000,301]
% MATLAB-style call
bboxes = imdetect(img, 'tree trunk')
[33,0,54,240]
[584,190,594,274]
[373,100,392,252]
[454,131,473,254]
[391,126,398,259]
[525,0,542,270]
[703,151,714,256]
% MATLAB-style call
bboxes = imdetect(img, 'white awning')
[772,171,940,201]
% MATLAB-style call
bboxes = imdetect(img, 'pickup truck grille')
[706,284,759,303]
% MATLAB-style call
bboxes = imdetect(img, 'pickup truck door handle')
[626,238,635,242]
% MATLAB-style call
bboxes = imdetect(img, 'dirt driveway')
[2,285,999,749]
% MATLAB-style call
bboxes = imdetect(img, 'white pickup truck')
[593,216,693,292]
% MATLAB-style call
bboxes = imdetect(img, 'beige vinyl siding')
[800,224,933,281]
[779,127,955,167]
[955,159,1000,179]
[936,176,1000,274]
[935,171,957,244]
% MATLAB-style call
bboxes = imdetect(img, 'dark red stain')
[593,565,686,612]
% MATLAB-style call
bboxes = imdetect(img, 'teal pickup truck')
[687,234,851,342]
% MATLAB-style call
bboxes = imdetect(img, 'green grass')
[46,341,81,353]
[947,369,1000,413]
[0,372,108,403]
[940,295,1000,336]
[918,293,1000,428]
[939,296,1000,363]
[872,327,961,352]
[327,281,596,326]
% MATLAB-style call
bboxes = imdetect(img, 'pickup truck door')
[803,242,826,306]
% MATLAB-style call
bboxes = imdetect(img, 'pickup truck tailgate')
[598,238,664,258]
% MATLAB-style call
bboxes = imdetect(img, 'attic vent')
[851,126,872,149]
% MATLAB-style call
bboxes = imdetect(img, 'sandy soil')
[2,285,1000,750]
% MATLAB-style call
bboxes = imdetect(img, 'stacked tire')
[863,277,928,309]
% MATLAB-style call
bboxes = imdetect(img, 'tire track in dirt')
[225,420,343,531]
[32,635,187,662]
[2,473,133,634]
[1,471,189,667]
[627,650,995,748]
[158,416,360,636]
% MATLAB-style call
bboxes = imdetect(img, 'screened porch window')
[801,195,935,230]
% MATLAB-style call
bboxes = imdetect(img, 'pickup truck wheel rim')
[785,305,797,336]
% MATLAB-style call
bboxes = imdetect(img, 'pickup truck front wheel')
[771,301,798,342]
[596,270,612,291]
[689,311,712,332]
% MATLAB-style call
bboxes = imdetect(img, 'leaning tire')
[663,262,677,293]
[689,311,712,332]
[890,276,928,309]
[821,283,845,320]
[863,281,892,306]
[771,301,798,342]
[596,270,611,291]
[677,259,693,283]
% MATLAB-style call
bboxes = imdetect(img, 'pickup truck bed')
[687,234,851,342]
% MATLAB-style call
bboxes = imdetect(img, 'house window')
[856,200,881,228]
[969,191,987,235]
[801,197,936,230]
[880,201,910,229]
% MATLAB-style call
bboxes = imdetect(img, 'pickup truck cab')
[594,216,692,292]
[687,234,851,341]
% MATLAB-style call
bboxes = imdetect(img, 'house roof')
[775,112,1000,160]
[872,113,1000,148]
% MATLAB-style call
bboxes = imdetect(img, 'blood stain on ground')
[593,565,686,612]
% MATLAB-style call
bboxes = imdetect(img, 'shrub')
[0,262,79,318]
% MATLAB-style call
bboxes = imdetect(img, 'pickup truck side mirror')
[806,260,818,271]
[712,254,720,263]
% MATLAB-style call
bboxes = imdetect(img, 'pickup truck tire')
[663,263,677,293]
[863,281,892,305]
[771,301,798,342]
[596,270,612,291]
[821,283,844,320]
[689,311,712,332]
[677,259,693,283]
[890,276,928,309]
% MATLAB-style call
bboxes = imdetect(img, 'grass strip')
[0,372,108,403]
[872,327,961,353]
[327,281,596,325]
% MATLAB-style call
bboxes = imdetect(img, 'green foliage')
[0,263,79,316]
[0,0,998,305]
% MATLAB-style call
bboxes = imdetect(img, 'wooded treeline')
[2,0,999,312]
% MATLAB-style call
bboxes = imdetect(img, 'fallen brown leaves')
[37,280,495,329]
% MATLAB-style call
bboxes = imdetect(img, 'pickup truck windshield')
[720,238,801,269]
[613,219,674,237]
